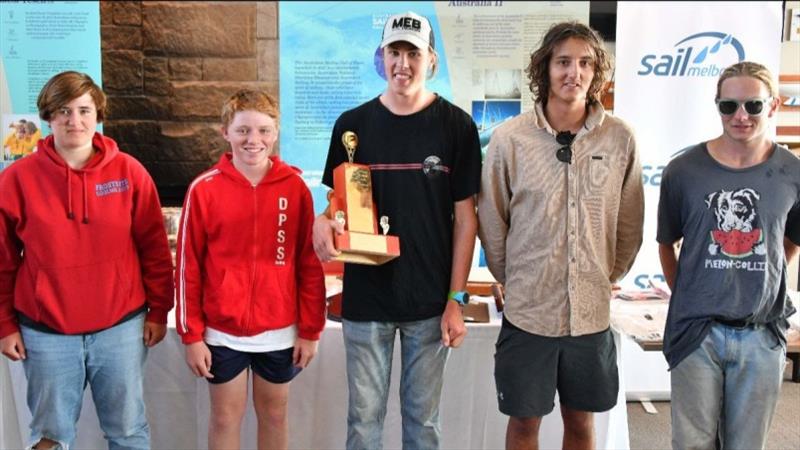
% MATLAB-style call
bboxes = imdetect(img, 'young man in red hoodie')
[0,71,174,450]
[176,89,326,450]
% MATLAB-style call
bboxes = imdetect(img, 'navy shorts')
[207,345,301,385]
[494,317,619,417]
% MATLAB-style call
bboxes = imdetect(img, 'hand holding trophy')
[327,131,400,265]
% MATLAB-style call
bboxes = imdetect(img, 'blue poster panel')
[279,1,589,214]
[0,1,101,171]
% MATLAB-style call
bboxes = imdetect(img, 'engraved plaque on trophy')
[328,131,400,265]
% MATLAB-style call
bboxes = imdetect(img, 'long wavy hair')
[525,21,612,106]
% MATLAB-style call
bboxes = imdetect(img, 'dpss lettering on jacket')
[276,197,288,265]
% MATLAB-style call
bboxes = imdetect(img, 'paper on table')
[610,299,668,344]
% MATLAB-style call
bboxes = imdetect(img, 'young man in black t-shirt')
[312,11,481,450]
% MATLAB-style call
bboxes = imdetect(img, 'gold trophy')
[328,131,400,265]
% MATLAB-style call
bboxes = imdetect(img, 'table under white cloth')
[1,301,630,449]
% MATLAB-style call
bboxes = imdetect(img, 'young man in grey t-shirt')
[657,61,800,450]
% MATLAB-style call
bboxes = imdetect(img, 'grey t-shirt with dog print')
[657,142,800,369]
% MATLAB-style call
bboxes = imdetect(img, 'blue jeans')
[671,322,786,450]
[342,316,449,450]
[21,313,150,450]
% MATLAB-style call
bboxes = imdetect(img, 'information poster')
[279,1,589,215]
[0,1,101,171]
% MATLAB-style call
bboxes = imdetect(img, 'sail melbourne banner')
[614,1,782,289]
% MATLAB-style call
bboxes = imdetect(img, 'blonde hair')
[428,46,439,79]
[716,61,777,99]
[221,89,280,128]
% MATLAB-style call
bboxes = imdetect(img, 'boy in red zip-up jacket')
[175,89,325,450]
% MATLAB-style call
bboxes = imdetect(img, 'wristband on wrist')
[448,290,470,306]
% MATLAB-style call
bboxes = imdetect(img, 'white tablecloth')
[1,304,629,449]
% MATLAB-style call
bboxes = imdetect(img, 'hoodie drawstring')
[65,168,89,224]
[66,166,74,220]
[82,172,89,224]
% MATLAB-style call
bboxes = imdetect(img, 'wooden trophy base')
[333,231,400,265]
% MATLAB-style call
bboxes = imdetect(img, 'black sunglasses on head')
[556,131,576,164]
[715,97,772,116]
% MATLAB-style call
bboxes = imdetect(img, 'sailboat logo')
[637,32,745,77]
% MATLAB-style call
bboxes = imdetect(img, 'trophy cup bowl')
[329,131,400,265]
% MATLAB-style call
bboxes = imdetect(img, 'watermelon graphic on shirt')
[710,229,761,258]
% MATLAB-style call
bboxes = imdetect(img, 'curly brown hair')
[525,21,612,106]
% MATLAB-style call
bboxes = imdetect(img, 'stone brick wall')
[100,1,278,205]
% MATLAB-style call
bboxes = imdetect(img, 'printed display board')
[279,1,589,213]
[0,1,102,172]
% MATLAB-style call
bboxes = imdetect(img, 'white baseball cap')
[380,11,435,50]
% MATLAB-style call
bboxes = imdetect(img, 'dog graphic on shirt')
[705,188,765,258]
